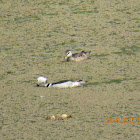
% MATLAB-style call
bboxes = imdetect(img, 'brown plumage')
[65,50,91,62]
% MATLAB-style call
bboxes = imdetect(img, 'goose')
[65,50,91,62]
[37,76,48,87]
[46,114,72,120]
[37,76,87,88]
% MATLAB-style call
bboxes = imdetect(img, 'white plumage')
[50,80,86,88]
[37,76,87,88]
[37,76,47,86]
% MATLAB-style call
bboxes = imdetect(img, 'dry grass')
[0,0,139,139]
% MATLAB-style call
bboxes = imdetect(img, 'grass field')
[0,0,140,139]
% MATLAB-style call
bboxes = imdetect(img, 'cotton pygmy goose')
[37,76,87,88]
[64,50,91,62]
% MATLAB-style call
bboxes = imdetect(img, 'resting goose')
[37,76,87,88]
[65,50,91,62]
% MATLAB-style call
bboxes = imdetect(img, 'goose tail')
[76,80,88,84]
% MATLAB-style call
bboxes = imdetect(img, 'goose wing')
[72,52,83,58]
[72,51,91,58]
[81,51,91,56]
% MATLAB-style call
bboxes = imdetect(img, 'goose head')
[65,50,72,60]
[37,76,48,86]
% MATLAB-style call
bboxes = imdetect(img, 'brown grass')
[0,0,139,139]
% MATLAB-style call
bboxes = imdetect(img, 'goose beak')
[64,56,68,60]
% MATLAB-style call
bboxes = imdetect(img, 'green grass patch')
[69,39,76,43]
[23,80,34,83]
[74,48,82,51]
[47,34,52,37]
[129,45,140,52]
[87,76,93,80]
[1,47,13,51]
[6,71,15,75]
[107,20,121,24]
[7,19,15,23]
[13,15,41,23]
[84,78,130,87]
[84,82,100,87]
[73,10,99,14]
[93,53,109,57]
[0,75,4,80]
[120,47,135,55]
[112,46,139,55]
[6,80,13,85]
[45,13,58,16]
[30,120,36,123]
[103,79,123,84]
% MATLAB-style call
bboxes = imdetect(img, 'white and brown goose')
[65,50,91,62]
[37,76,87,88]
